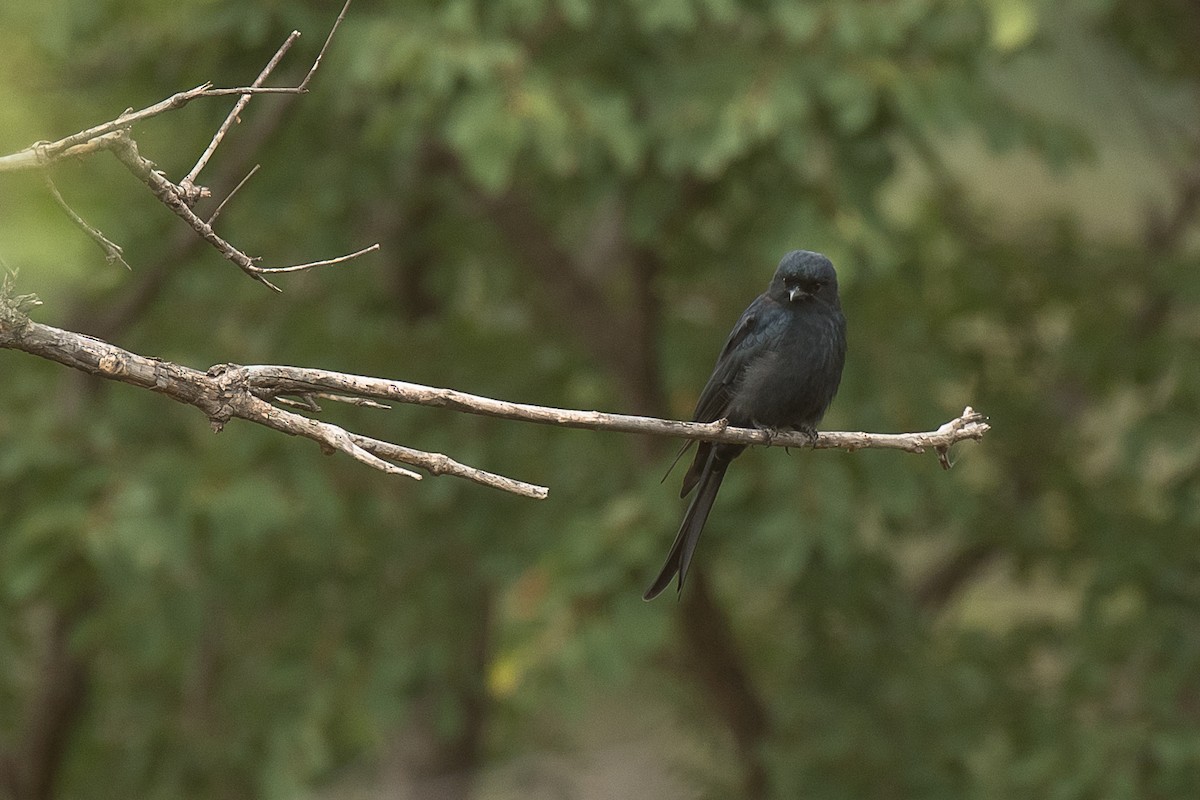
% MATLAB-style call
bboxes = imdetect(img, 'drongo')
[644,250,847,600]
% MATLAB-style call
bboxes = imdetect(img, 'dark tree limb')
[0,610,88,800]
[914,541,1001,613]
[681,574,770,799]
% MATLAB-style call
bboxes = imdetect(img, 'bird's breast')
[729,307,846,429]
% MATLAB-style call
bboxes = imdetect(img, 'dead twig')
[181,29,302,194]
[0,86,305,173]
[254,244,381,275]
[299,0,353,90]
[104,132,377,289]
[42,174,131,270]
[206,164,260,227]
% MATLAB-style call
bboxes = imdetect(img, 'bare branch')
[206,164,260,226]
[104,132,280,290]
[254,243,381,275]
[300,0,354,90]
[0,305,547,498]
[249,399,423,480]
[0,86,303,173]
[64,84,298,340]
[277,392,390,411]
[1,301,990,501]
[0,2,352,174]
[1,131,126,172]
[100,134,377,287]
[346,434,549,499]
[0,1,367,288]
[42,174,131,270]
[311,393,390,409]
[239,366,991,454]
[182,31,302,190]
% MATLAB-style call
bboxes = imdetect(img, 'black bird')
[643,250,847,600]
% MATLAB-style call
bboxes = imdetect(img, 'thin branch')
[104,132,279,290]
[190,87,308,98]
[0,86,303,173]
[42,174,131,270]
[1,302,990,500]
[275,391,390,411]
[102,133,376,288]
[6,131,127,172]
[257,401,423,480]
[346,433,549,499]
[300,0,354,90]
[183,31,302,190]
[206,164,260,227]
[312,392,390,409]
[254,243,381,274]
[0,1,353,174]
[65,82,297,340]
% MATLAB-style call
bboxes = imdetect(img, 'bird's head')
[769,250,840,306]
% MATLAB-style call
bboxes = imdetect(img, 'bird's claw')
[751,420,779,446]
[796,425,819,446]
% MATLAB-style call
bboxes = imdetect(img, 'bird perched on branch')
[644,250,847,600]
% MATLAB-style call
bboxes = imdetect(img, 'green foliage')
[2,0,1199,798]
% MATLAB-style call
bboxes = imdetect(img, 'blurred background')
[2,0,1198,798]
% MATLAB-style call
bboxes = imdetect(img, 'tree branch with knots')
[0,284,991,500]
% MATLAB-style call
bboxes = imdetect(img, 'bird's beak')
[788,286,807,302]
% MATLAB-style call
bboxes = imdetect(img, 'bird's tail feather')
[659,439,695,485]
[643,455,727,600]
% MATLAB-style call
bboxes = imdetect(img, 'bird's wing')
[691,293,772,423]
[676,294,774,498]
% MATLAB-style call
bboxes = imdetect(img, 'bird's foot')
[796,424,819,446]
[753,422,799,449]
[751,420,778,446]
[781,426,818,455]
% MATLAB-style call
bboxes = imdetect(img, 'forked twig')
[299,0,353,90]
[0,0,373,288]
[182,31,302,190]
